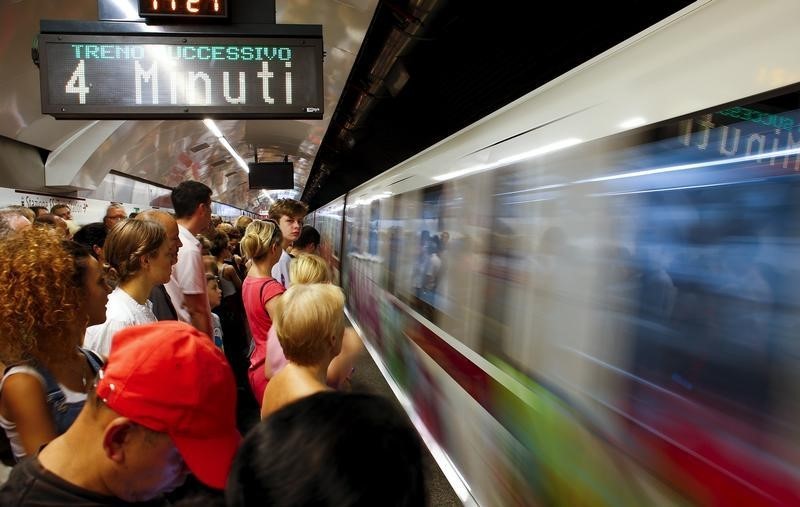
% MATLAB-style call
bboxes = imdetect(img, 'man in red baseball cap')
[0,321,241,505]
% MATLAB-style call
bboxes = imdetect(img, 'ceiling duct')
[304,0,443,204]
[189,142,210,153]
[341,0,441,139]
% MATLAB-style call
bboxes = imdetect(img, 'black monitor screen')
[249,162,294,189]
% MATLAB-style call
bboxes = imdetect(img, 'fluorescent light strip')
[203,119,249,173]
[202,118,223,137]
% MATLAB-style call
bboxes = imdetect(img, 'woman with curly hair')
[84,219,172,355]
[0,228,110,460]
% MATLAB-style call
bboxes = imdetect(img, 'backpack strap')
[78,348,105,375]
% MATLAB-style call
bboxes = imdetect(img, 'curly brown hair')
[0,228,90,363]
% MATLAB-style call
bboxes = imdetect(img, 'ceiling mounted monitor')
[248,162,293,190]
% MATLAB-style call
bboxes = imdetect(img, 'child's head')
[293,225,321,254]
[204,255,219,276]
[274,283,344,366]
[289,253,330,285]
[206,273,222,309]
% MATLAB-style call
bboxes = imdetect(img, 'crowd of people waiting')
[0,183,426,506]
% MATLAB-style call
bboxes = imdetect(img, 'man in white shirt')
[268,198,308,288]
[166,181,214,336]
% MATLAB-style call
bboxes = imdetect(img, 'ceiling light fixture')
[203,119,249,173]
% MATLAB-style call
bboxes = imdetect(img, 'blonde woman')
[240,219,284,403]
[260,284,346,418]
[84,219,172,355]
[264,254,362,396]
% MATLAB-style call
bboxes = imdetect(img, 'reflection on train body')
[315,87,800,505]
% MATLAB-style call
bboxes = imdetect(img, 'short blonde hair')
[274,284,344,366]
[289,253,330,285]
[241,220,282,260]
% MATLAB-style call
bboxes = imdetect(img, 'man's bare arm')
[184,293,213,337]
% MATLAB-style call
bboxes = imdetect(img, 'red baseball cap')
[95,321,241,490]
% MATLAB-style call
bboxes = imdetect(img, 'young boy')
[206,273,224,351]
[267,198,308,288]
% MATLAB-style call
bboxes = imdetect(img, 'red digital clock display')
[139,0,228,18]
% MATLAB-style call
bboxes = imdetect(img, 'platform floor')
[349,348,462,506]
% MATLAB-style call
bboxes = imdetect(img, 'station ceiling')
[303,0,695,209]
[0,0,693,214]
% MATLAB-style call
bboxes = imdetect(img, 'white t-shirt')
[271,250,292,288]
[84,287,157,355]
[166,224,209,324]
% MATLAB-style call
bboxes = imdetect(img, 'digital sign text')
[38,34,323,119]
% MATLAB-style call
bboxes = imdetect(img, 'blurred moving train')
[308,1,800,505]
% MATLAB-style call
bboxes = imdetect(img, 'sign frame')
[37,28,323,120]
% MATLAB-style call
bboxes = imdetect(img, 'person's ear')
[102,417,136,464]
[329,332,343,355]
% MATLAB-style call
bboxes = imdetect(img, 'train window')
[475,87,800,433]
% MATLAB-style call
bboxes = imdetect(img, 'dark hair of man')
[294,225,321,250]
[171,181,212,219]
[50,204,69,214]
[72,222,108,259]
[226,392,426,507]
[30,205,48,216]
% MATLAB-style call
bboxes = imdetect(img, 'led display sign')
[38,33,323,119]
[138,0,228,18]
